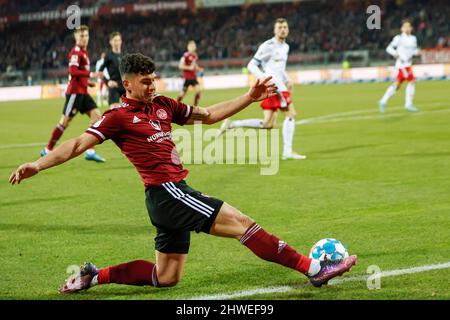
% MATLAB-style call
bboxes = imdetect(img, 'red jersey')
[85,95,193,187]
[180,52,198,80]
[66,46,91,94]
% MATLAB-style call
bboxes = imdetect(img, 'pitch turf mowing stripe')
[188,261,450,300]
[297,102,449,125]
[1,103,448,150]
[298,108,450,125]
[0,142,46,149]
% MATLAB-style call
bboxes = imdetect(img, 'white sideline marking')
[188,261,450,300]
[1,103,448,150]
[297,102,449,125]
[298,108,450,125]
[0,142,45,150]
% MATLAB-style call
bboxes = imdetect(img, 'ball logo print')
[156,109,168,120]
[309,238,349,262]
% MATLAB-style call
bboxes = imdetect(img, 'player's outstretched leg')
[59,260,160,293]
[209,203,357,287]
[194,85,202,106]
[85,109,106,162]
[41,115,72,156]
[282,105,306,160]
[177,87,188,103]
[404,81,417,112]
[379,82,399,113]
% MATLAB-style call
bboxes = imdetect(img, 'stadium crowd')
[0,0,449,74]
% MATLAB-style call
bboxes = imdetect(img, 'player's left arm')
[9,133,99,185]
[186,76,277,125]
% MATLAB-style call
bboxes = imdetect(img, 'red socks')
[194,92,201,105]
[47,124,65,150]
[97,260,158,287]
[241,223,312,274]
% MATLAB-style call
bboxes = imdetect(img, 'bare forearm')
[205,94,253,124]
[35,138,87,171]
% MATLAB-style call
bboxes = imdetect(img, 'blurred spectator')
[0,0,448,74]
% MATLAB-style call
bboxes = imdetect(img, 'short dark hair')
[109,31,121,41]
[275,18,288,25]
[120,53,155,77]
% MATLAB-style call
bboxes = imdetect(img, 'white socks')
[380,84,397,104]
[230,119,264,129]
[307,259,321,277]
[282,117,295,155]
[405,82,415,108]
[90,275,98,286]
[229,117,297,156]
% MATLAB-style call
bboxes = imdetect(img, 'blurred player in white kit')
[218,18,306,160]
[379,20,420,113]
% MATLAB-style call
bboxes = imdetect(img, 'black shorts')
[145,180,224,254]
[62,94,97,117]
[108,86,126,105]
[183,79,199,90]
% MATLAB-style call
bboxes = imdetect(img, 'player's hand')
[9,162,40,185]
[247,76,277,102]
[90,71,103,78]
[287,81,293,92]
[108,80,119,88]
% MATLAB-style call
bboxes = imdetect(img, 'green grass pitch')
[0,80,449,300]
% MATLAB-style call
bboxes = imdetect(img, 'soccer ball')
[309,238,349,263]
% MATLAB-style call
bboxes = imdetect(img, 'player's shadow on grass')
[0,195,79,207]
[312,143,384,155]
[0,222,152,236]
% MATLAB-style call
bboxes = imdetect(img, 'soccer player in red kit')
[177,40,203,106]
[10,53,356,293]
[40,25,105,162]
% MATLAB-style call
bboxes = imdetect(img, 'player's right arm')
[9,133,99,185]
[247,41,271,79]
[386,35,400,59]
[68,51,101,79]
[178,56,195,71]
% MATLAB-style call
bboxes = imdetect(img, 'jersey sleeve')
[158,96,193,126]
[68,51,90,78]
[386,35,400,56]
[85,110,121,143]
[253,41,272,64]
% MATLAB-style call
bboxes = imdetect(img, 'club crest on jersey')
[156,109,168,120]
[149,119,161,131]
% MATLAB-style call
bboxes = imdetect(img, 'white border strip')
[188,261,450,300]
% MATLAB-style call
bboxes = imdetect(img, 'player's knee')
[157,275,181,287]
[263,121,274,129]
[235,213,255,230]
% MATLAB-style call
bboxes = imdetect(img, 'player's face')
[110,35,122,51]
[401,22,412,35]
[123,72,156,101]
[274,22,289,40]
[75,31,89,48]
[188,42,196,52]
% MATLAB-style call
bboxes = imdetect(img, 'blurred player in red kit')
[177,40,204,106]
[40,25,105,162]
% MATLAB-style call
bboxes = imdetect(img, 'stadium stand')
[0,0,449,84]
